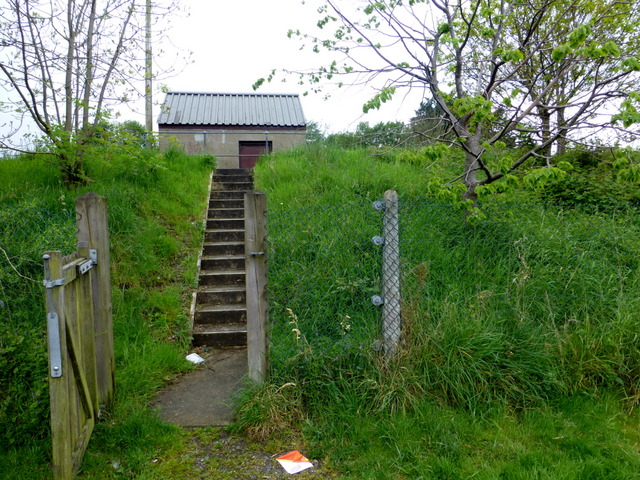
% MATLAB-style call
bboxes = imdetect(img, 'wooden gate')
[43,193,114,480]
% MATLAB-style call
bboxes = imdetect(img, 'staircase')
[192,168,253,347]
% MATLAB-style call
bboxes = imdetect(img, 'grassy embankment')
[0,147,213,479]
[231,145,640,479]
[1,143,639,479]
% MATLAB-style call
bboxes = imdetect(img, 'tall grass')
[233,146,640,478]
[0,147,213,478]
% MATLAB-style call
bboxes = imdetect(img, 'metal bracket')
[372,236,385,246]
[78,259,93,275]
[78,249,98,275]
[372,200,385,211]
[43,254,62,378]
[249,251,265,256]
[371,295,385,306]
[47,312,63,378]
[43,278,65,289]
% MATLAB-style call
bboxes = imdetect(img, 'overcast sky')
[136,0,425,133]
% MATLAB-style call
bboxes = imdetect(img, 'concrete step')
[199,270,245,287]
[216,168,252,176]
[191,167,253,349]
[212,174,253,183]
[196,286,246,306]
[207,208,244,219]
[195,304,247,324]
[192,323,247,347]
[209,199,244,209]
[213,182,253,191]
[207,218,244,230]
[210,190,245,200]
[203,242,244,256]
[205,229,244,242]
[201,255,245,271]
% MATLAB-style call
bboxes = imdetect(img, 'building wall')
[158,126,307,168]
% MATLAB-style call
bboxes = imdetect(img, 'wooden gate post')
[44,250,73,480]
[76,193,114,411]
[245,191,268,384]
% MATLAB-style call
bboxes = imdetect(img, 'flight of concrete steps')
[192,168,253,347]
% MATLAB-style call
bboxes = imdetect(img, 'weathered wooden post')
[43,250,74,480]
[245,191,268,383]
[76,193,114,411]
[381,189,401,356]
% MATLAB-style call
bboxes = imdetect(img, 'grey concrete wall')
[158,127,307,168]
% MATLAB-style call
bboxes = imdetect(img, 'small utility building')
[158,92,307,168]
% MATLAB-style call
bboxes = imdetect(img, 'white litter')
[185,353,205,365]
[276,450,313,474]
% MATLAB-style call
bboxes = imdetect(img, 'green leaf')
[601,41,620,57]
[556,161,574,172]
[362,87,396,113]
[437,23,450,35]
[552,44,571,62]
[568,24,590,48]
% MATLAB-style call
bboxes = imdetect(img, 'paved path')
[152,347,247,427]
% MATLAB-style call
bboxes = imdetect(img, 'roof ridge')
[157,91,307,127]
[166,91,300,97]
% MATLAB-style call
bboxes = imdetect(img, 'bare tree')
[273,0,640,203]
[0,0,176,185]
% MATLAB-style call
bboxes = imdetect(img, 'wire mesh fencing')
[399,198,640,329]
[0,202,76,446]
[266,199,385,368]
[0,204,76,336]
[267,194,640,370]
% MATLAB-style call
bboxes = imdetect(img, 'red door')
[239,141,272,168]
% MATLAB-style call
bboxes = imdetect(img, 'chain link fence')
[266,199,384,368]
[0,202,76,446]
[267,194,640,370]
[0,204,76,330]
[399,198,640,327]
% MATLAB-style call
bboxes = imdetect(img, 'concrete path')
[152,347,247,427]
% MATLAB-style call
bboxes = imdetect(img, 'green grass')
[2,144,640,479]
[232,146,640,478]
[0,147,213,478]
[303,394,640,479]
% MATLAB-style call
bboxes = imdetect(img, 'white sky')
[131,0,425,133]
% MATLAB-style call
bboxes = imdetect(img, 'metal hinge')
[43,254,63,378]
[43,278,65,289]
[78,249,98,275]
[47,312,63,378]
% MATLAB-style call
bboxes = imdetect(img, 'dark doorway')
[239,141,272,168]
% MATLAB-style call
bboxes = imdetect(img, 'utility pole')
[145,0,153,147]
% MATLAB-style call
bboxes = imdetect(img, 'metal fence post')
[382,190,401,356]
[245,191,269,383]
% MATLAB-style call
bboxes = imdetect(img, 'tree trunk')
[64,0,75,133]
[61,154,85,187]
[82,0,98,136]
[538,106,551,160]
[557,107,567,155]
[462,137,481,207]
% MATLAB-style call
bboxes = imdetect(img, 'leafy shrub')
[537,149,640,208]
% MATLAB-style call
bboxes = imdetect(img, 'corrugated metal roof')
[157,92,307,127]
